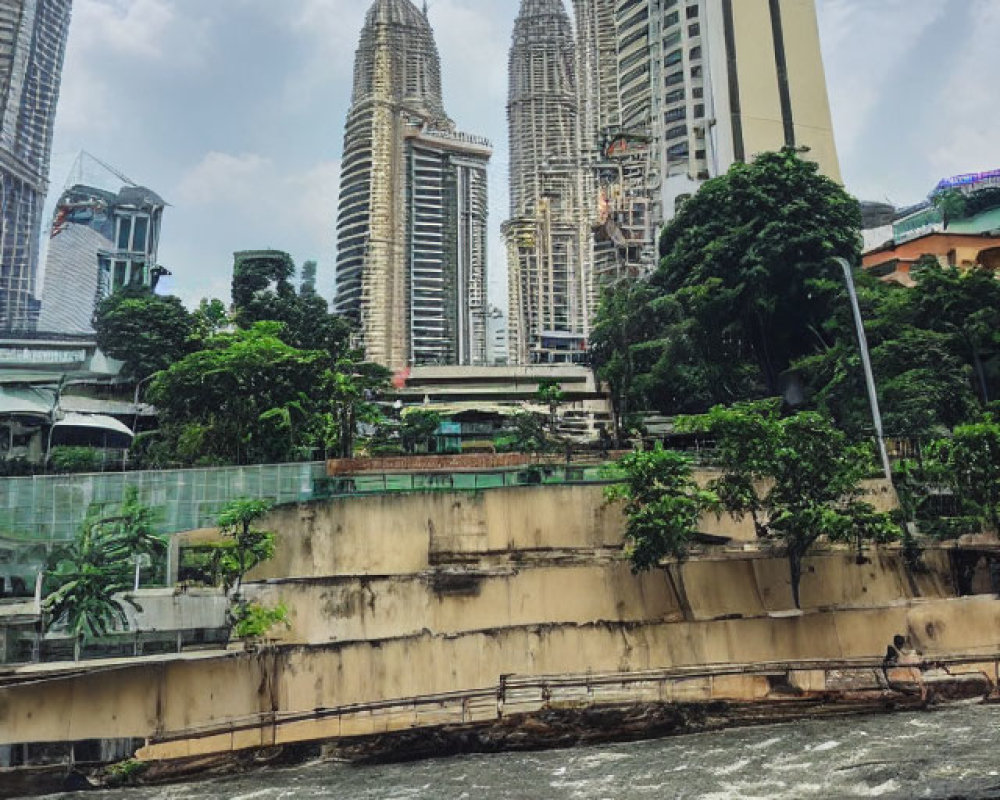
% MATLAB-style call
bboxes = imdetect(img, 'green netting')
[0,462,624,547]
[0,462,328,545]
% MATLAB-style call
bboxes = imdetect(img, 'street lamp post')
[833,257,893,483]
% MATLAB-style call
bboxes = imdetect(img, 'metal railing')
[147,653,1000,747]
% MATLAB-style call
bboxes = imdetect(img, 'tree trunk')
[972,347,990,405]
[788,549,803,610]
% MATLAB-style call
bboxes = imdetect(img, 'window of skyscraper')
[667,142,690,160]
[686,5,699,19]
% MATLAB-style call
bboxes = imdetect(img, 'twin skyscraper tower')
[336,0,841,371]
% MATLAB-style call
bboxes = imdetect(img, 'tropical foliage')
[930,409,1000,535]
[592,149,861,417]
[43,490,165,653]
[93,287,197,381]
[591,150,1000,438]
[43,522,138,645]
[606,445,717,570]
[95,253,390,468]
[677,402,899,607]
[231,601,290,640]
[213,498,277,596]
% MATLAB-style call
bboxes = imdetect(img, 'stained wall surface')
[3,482,994,760]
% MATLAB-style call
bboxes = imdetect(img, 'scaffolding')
[572,0,658,288]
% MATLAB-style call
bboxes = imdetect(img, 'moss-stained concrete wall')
[3,595,999,750]
[3,481,988,762]
[231,480,896,582]
[244,549,952,647]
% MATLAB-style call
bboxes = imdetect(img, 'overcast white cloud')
[46,0,998,310]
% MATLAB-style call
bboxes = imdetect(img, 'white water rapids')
[27,706,1000,800]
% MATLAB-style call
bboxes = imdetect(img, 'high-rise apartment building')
[573,0,658,286]
[569,0,841,274]
[504,0,593,365]
[334,0,491,369]
[651,0,841,219]
[0,0,72,330]
[38,182,165,333]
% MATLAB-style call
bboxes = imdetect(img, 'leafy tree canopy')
[796,266,999,437]
[144,322,389,466]
[930,408,1000,534]
[94,287,196,381]
[592,149,861,418]
[215,498,276,596]
[146,322,328,465]
[606,445,717,571]
[677,401,899,607]
[231,251,351,357]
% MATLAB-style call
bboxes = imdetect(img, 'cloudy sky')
[44,0,1000,309]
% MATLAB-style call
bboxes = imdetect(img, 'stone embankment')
[2,482,1000,796]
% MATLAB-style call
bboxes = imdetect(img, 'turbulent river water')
[32,706,1000,800]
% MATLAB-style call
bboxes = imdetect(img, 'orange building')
[862,232,1000,286]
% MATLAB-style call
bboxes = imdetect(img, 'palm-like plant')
[100,487,166,590]
[43,521,139,660]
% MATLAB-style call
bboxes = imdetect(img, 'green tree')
[191,297,230,340]
[231,250,351,358]
[43,520,138,659]
[400,409,441,454]
[536,378,566,436]
[101,487,166,591]
[93,287,196,381]
[494,411,549,454]
[907,266,1000,406]
[147,322,328,465]
[231,601,289,640]
[679,401,899,608]
[646,148,861,408]
[214,499,276,596]
[795,265,996,436]
[931,411,1000,534]
[590,281,660,445]
[607,445,718,571]
[317,360,391,459]
[933,189,966,230]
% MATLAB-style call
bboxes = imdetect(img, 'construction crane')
[64,150,138,190]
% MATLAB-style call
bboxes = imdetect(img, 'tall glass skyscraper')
[335,0,492,369]
[0,0,72,331]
